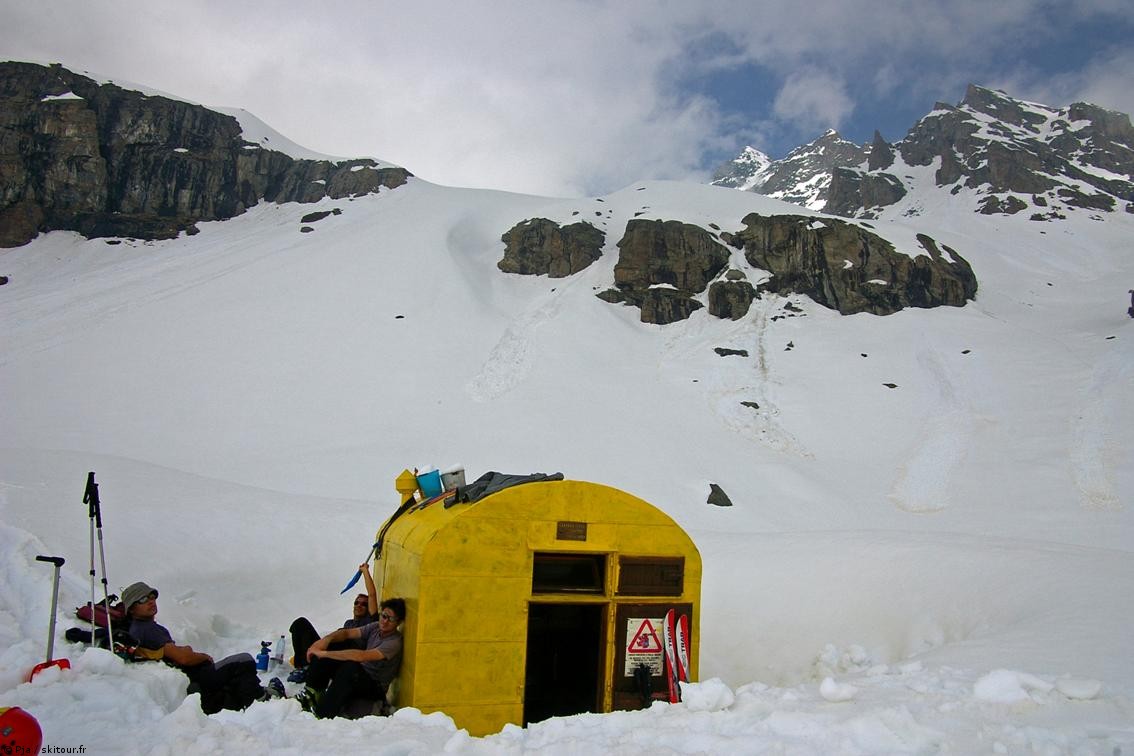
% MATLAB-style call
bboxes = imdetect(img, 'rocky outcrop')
[707,483,734,507]
[598,286,704,324]
[825,168,907,217]
[0,61,410,247]
[725,214,977,315]
[602,219,730,324]
[708,277,757,320]
[498,218,605,277]
[867,130,895,171]
[613,219,729,291]
[977,194,1028,215]
[501,212,976,323]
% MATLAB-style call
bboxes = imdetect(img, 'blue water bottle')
[256,641,271,672]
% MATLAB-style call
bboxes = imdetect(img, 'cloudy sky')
[3,1,1132,197]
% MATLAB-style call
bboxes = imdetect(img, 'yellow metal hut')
[371,470,702,736]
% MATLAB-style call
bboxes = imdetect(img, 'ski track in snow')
[672,302,812,457]
[1070,349,1128,510]
[718,311,811,457]
[889,348,970,513]
[465,287,564,403]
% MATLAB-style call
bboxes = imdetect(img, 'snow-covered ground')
[1,173,1132,754]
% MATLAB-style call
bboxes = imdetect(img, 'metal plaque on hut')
[556,521,587,541]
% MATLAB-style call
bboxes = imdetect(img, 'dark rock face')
[597,286,704,325]
[727,214,977,315]
[507,212,976,323]
[978,194,1029,215]
[707,483,734,507]
[0,62,410,247]
[300,208,343,224]
[613,219,729,292]
[708,279,757,320]
[498,218,605,277]
[0,200,44,247]
[867,130,895,171]
[826,168,907,217]
[607,219,730,324]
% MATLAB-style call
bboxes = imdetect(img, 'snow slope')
[1,174,1132,754]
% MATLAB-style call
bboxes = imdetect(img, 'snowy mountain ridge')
[711,129,867,209]
[712,84,1134,221]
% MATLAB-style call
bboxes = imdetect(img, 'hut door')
[523,603,604,725]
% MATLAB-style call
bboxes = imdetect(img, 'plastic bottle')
[273,634,286,668]
[256,641,271,672]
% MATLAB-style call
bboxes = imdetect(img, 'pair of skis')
[661,608,690,703]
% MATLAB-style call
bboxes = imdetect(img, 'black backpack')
[65,626,143,661]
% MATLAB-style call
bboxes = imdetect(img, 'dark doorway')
[523,603,604,725]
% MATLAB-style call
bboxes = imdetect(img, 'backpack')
[74,596,126,628]
[64,626,148,662]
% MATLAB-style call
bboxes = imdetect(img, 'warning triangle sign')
[627,618,663,654]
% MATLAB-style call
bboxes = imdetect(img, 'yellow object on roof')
[371,470,702,736]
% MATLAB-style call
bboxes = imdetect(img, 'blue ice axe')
[339,543,378,595]
[341,495,418,594]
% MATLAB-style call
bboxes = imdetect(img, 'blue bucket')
[416,469,443,498]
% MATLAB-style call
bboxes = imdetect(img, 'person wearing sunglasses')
[121,580,274,714]
[287,562,380,683]
[296,597,405,719]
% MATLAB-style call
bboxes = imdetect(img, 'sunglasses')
[353,599,369,606]
[132,594,156,608]
[379,612,397,622]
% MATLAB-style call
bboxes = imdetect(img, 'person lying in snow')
[286,561,380,683]
[296,597,405,719]
[121,581,279,714]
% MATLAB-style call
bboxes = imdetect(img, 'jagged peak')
[780,129,858,161]
[962,83,1010,106]
[733,145,772,164]
[816,128,847,143]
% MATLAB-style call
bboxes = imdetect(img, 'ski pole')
[83,472,114,645]
[85,474,96,644]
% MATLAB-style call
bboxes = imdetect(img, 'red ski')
[674,613,690,684]
[661,609,680,702]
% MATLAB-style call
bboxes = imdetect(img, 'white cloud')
[0,0,1130,195]
[996,45,1134,118]
[771,70,854,135]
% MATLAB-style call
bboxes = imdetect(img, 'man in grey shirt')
[298,597,405,719]
[288,561,379,682]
